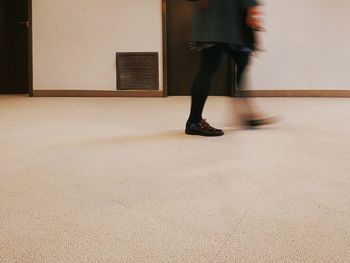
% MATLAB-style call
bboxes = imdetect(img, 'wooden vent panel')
[116,52,159,90]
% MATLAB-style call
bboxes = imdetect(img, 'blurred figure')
[185,0,277,137]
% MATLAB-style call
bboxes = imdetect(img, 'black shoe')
[185,119,224,137]
[244,116,279,128]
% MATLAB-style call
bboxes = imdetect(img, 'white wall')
[33,0,163,91]
[33,0,350,91]
[251,0,350,90]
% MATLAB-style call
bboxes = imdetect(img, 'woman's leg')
[230,48,251,97]
[188,45,224,123]
[230,48,278,126]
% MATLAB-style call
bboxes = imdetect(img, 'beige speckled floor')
[0,95,350,263]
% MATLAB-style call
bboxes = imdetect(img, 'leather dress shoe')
[185,119,224,137]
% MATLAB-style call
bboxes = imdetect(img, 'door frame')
[28,0,33,96]
[161,0,168,97]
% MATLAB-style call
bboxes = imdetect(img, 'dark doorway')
[165,0,233,96]
[0,0,31,94]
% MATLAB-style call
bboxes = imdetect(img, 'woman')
[185,0,275,136]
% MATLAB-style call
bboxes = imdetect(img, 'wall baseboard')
[32,89,350,98]
[33,90,164,97]
[243,90,350,98]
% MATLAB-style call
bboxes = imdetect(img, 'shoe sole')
[185,130,224,137]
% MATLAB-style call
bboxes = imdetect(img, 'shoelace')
[200,119,211,129]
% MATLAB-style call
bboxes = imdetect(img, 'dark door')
[166,0,233,96]
[0,0,29,94]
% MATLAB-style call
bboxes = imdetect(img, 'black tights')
[188,45,251,123]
